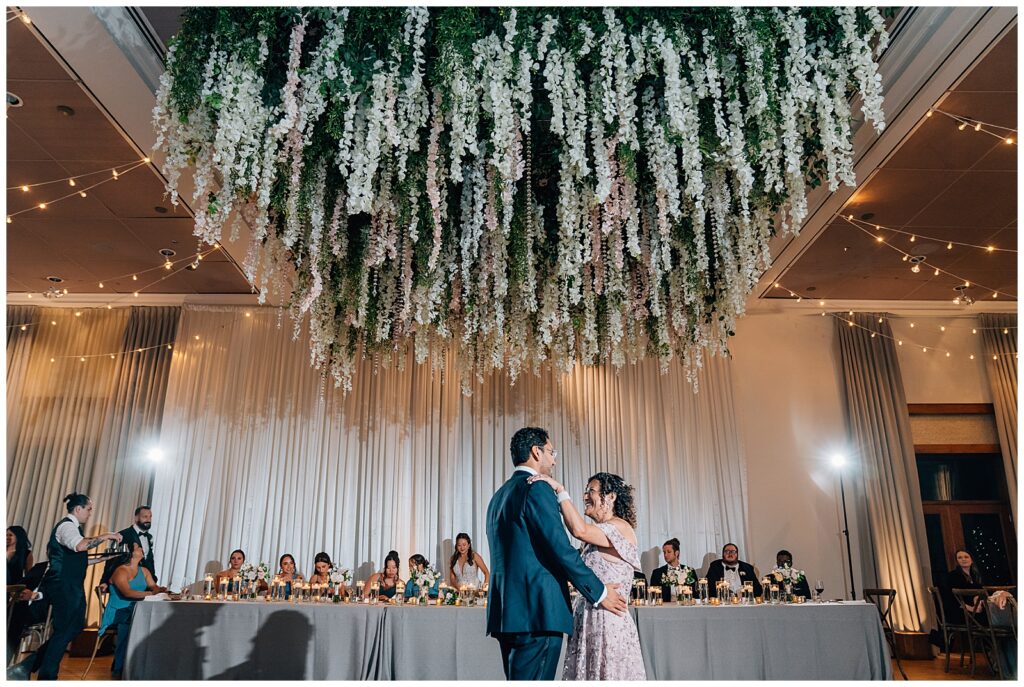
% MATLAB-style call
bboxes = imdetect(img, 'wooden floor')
[17,649,1003,680]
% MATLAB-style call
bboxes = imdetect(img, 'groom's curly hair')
[589,472,637,529]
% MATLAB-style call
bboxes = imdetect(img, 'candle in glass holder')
[648,586,661,606]
[769,584,780,604]
[369,582,380,604]
[218,577,229,601]
[681,586,693,606]
[356,581,365,602]
[204,575,215,600]
[697,578,708,605]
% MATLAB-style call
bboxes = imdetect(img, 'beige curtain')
[5,305,179,623]
[151,305,749,589]
[979,313,1017,523]
[6,305,40,459]
[836,313,933,631]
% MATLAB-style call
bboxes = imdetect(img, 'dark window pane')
[916,454,1003,501]
[924,514,947,586]
[961,513,1014,585]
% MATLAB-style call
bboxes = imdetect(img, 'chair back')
[951,588,989,632]
[984,585,1016,594]
[863,588,898,629]
[983,594,1017,640]
[93,585,109,618]
[928,586,948,627]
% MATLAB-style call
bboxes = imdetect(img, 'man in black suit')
[100,505,157,592]
[650,537,692,602]
[705,542,762,598]
[775,550,812,600]
[486,427,627,680]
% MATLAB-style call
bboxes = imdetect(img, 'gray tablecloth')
[633,602,892,680]
[125,599,890,680]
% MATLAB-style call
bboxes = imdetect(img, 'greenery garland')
[154,7,889,393]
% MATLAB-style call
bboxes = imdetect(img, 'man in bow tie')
[100,505,158,592]
[705,543,762,598]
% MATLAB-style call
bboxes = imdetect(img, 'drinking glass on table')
[814,580,824,602]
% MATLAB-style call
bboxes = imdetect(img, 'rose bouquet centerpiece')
[662,566,696,601]
[410,567,440,604]
[329,567,352,602]
[239,562,259,598]
[770,564,806,601]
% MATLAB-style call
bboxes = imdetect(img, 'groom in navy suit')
[486,427,627,680]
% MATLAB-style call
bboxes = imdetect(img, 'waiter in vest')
[31,492,122,680]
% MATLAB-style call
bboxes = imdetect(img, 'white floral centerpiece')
[662,566,696,589]
[770,564,806,600]
[410,567,440,603]
[239,562,259,598]
[329,567,352,602]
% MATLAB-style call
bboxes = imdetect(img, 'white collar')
[134,525,148,536]
[514,465,538,476]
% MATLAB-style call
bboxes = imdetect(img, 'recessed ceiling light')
[860,212,875,221]
[56,105,75,117]
[154,206,168,214]
[806,286,817,292]
[7,92,23,108]
[46,276,64,284]
[158,248,176,257]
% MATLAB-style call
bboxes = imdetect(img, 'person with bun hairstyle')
[367,551,403,600]
[21,492,122,680]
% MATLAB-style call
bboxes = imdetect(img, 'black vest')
[47,516,88,590]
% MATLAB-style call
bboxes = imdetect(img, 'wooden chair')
[952,588,1014,678]
[928,585,968,672]
[81,585,113,679]
[863,588,908,680]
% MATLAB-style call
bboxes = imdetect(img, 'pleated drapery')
[979,313,1017,523]
[150,305,750,588]
[836,313,933,631]
[5,305,180,623]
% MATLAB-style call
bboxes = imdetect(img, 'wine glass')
[814,579,825,602]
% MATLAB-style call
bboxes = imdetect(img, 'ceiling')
[770,25,1017,303]
[5,15,250,296]
[5,9,1018,306]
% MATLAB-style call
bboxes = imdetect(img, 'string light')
[840,218,1017,300]
[932,109,1018,143]
[8,159,150,191]
[6,160,150,221]
[840,216,1017,254]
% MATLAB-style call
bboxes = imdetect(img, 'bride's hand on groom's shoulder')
[528,474,564,494]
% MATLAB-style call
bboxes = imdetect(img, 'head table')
[124,599,891,680]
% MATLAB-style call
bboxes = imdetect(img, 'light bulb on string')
[974,122,982,132]
[972,329,977,334]
[970,354,975,360]
[911,264,920,273]
[79,192,87,198]
[958,122,967,131]
[910,235,916,242]
[68,179,76,187]
[1006,137,1014,145]
[934,268,940,276]
[947,242,953,250]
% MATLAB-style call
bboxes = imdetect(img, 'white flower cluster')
[154,8,889,394]
[662,566,696,587]
[328,567,352,586]
[771,565,807,584]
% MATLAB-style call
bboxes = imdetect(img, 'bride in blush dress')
[529,471,646,681]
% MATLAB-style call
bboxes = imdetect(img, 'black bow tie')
[725,565,737,572]
[141,532,152,541]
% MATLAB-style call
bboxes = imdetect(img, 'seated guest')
[100,542,166,678]
[6,526,41,664]
[276,553,303,596]
[448,533,489,588]
[6,526,33,585]
[650,538,694,602]
[706,542,762,598]
[215,549,246,589]
[308,552,332,585]
[774,550,812,599]
[940,549,984,624]
[405,554,440,599]
[367,551,403,600]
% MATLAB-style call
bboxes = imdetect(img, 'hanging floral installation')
[154,7,889,393]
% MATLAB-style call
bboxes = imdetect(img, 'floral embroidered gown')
[563,521,647,680]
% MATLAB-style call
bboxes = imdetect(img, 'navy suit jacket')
[486,469,605,636]
[705,558,762,597]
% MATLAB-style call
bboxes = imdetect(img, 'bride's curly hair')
[588,472,637,529]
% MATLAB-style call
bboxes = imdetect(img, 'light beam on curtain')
[979,313,1017,524]
[836,313,933,631]
[5,305,179,624]
[151,305,749,589]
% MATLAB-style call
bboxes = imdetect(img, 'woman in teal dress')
[100,542,165,678]
[404,554,439,600]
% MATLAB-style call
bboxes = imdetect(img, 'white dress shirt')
[723,563,742,593]
[134,525,151,558]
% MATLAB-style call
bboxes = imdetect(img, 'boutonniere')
[739,571,747,577]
